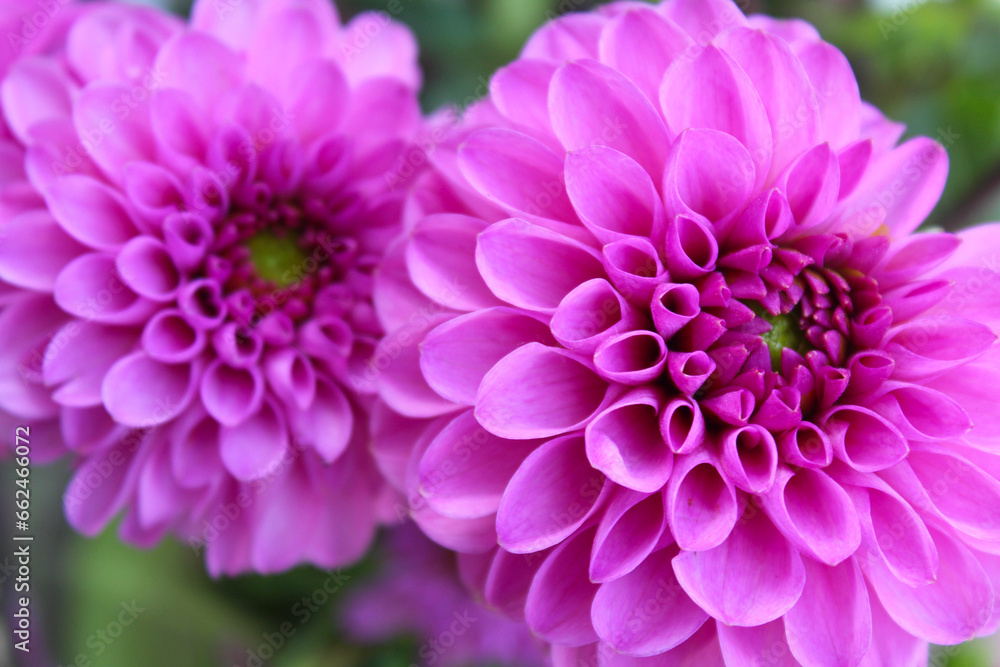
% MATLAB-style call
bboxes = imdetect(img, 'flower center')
[758,307,808,369]
[246,230,309,288]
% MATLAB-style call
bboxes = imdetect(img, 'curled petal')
[665,450,738,551]
[586,387,672,493]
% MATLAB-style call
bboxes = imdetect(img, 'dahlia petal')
[660,45,772,188]
[715,27,821,179]
[102,352,196,427]
[823,405,909,472]
[872,383,971,441]
[44,322,138,407]
[884,317,996,381]
[833,138,948,238]
[665,451,738,551]
[484,548,546,620]
[663,128,756,229]
[659,397,706,454]
[587,388,671,493]
[336,12,420,89]
[591,488,668,583]
[858,588,929,667]
[1,57,73,145]
[490,59,558,140]
[419,410,538,520]
[718,424,778,494]
[460,128,577,222]
[406,213,500,311]
[525,527,600,646]
[593,331,667,386]
[661,0,748,42]
[662,214,719,281]
[593,546,708,656]
[46,175,138,250]
[927,350,1000,448]
[0,294,64,419]
[219,398,289,481]
[249,460,321,571]
[598,9,693,102]
[476,219,604,313]
[64,440,140,535]
[154,32,243,112]
[882,279,952,324]
[284,60,349,143]
[497,434,605,553]
[122,162,186,227]
[602,238,668,305]
[412,505,499,554]
[169,408,222,489]
[777,421,833,468]
[137,435,187,529]
[73,83,155,183]
[651,282,701,340]
[875,232,961,289]
[523,13,604,61]
[761,467,861,565]
[247,6,323,91]
[785,557,871,667]
[288,378,353,463]
[864,527,994,645]
[476,343,609,439]
[796,41,861,149]
[718,621,798,667]
[0,210,85,291]
[263,348,316,411]
[149,89,210,170]
[199,359,264,428]
[374,313,458,419]
[550,59,669,179]
[673,508,806,626]
[906,448,1000,542]
[420,308,552,406]
[565,145,663,245]
[340,79,420,139]
[116,236,181,302]
[61,406,122,456]
[552,279,645,354]
[837,138,873,200]
[775,142,841,233]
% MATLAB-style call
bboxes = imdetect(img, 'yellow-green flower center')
[247,231,308,288]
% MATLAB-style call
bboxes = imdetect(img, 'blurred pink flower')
[341,524,547,667]
[371,0,1000,664]
[0,0,424,575]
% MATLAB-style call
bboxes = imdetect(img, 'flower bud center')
[759,308,808,369]
[247,231,308,288]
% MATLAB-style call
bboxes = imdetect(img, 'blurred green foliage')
[16,0,1000,665]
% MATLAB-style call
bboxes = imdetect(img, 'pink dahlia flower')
[372,0,1000,664]
[341,524,548,667]
[0,0,424,575]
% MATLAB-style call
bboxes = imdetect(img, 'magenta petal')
[860,588,929,667]
[785,557,872,667]
[419,410,538,520]
[550,59,669,179]
[73,83,155,183]
[586,388,671,493]
[552,279,644,354]
[662,214,718,281]
[775,142,842,233]
[666,352,715,397]
[288,378,353,463]
[477,343,609,439]
[593,546,708,656]
[497,434,605,553]
[46,175,139,250]
[865,527,994,645]
[718,621,798,667]
[44,322,137,407]
[116,236,181,302]
[169,408,222,489]
[421,307,553,406]
[718,424,778,494]
[777,422,833,468]
[665,451,738,551]
[673,509,806,627]
[219,398,289,481]
[591,488,668,583]
[593,331,667,386]
[872,382,971,441]
[483,548,546,621]
[1,58,73,144]
[796,41,861,149]
[374,314,457,419]
[200,359,264,427]
[651,282,701,339]
[598,8,693,102]
[565,145,663,245]
[525,527,600,646]
[884,316,995,381]
[663,128,755,228]
[662,0,748,41]
[476,219,604,313]
[0,210,85,291]
[406,213,499,311]
[906,448,1000,541]
[602,238,667,305]
[490,59,558,139]
[55,253,156,325]
[660,45,772,188]
[102,352,196,427]
[460,128,577,222]
[64,440,139,535]
[761,467,861,565]
[659,397,705,455]
[823,405,909,472]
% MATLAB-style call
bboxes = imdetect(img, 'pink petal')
[598,8,693,102]
[659,397,706,454]
[665,451,738,551]
[586,388,672,493]
[872,382,971,441]
[64,439,140,535]
[477,343,609,439]
[336,12,420,88]
[169,407,222,489]
[490,59,558,140]
[200,359,264,427]
[219,398,289,481]
[0,210,85,291]
[525,527,600,646]
[73,83,155,183]
[602,238,668,305]
[46,175,138,250]
[476,219,604,313]
[44,322,138,407]
[718,424,778,494]
[497,434,605,553]
[796,41,861,149]
[594,331,667,386]
[858,588,929,667]
[718,621,798,667]
[593,546,708,656]
[374,313,457,419]
[419,409,539,520]
[154,32,243,112]
[102,352,196,427]
[552,279,645,354]
[884,316,995,381]
[550,59,670,179]
[420,307,552,406]
[406,213,500,311]
[784,557,872,667]
[662,0,748,42]
[116,236,181,302]
[1,57,73,145]
[288,378,353,463]
[662,214,719,281]
[591,488,668,583]
[673,508,806,627]
[823,405,909,472]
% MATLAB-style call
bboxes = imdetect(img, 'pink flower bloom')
[0,0,425,575]
[372,0,1000,663]
[341,524,548,667]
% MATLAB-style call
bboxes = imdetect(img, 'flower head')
[373,0,1000,663]
[0,0,425,575]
